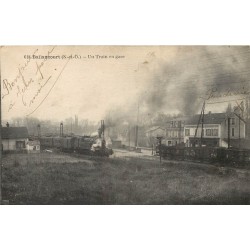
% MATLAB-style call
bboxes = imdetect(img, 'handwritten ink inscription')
[1,46,69,115]
[199,86,250,103]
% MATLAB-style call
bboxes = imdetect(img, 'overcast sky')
[1,46,250,123]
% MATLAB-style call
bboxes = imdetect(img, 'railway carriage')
[39,135,113,157]
[160,144,250,166]
[39,137,54,148]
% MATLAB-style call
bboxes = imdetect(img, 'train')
[156,144,250,167]
[39,135,113,157]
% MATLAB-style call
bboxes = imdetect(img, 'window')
[16,141,25,149]
[206,129,211,136]
[213,129,218,136]
[231,118,235,125]
[206,128,218,136]
[185,129,190,136]
[232,128,235,137]
[168,141,172,146]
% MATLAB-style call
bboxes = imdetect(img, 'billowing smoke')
[141,46,250,115]
[105,46,250,126]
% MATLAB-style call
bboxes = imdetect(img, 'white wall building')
[184,112,245,148]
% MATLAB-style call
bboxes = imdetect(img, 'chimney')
[60,122,63,137]
[37,124,41,137]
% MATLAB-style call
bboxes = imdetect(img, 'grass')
[2,152,250,204]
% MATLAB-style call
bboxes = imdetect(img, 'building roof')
[1,127,29,139]
[167,116,190,122]
[146,126,166,133]
[186,113,227,125]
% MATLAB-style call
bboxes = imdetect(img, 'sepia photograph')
[1,45,250,205]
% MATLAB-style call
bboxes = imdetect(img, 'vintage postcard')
[1,45,250,205]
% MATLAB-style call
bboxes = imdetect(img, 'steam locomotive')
[39,120,113,156]
[39,135,113,157]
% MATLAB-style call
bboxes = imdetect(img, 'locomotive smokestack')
[99,120,105,139]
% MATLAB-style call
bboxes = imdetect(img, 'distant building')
[27,140,40,153]
[146,126,166,147]
[184,112,246,148]
[165,117,189,146]
[146,126,166,138]
[146,126,166,141]
[1,126,29,152]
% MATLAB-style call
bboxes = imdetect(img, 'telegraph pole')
[156,136,162,163]
[101,120,105,140]
[233,112,246,149]
[239,114,241,150]
[194,101,205,147]
[128,124,131,150]
[200,102,205,147]
[135,103,140,148]
[71,119,72,135]
[228,117,231,149]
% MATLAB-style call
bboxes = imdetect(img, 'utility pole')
[233,112,246,149]
[102,120,105,140]
[134,126,138,148]
[156,136,162,163]
[194,101,205,147]
[71,118,72,135]
[128,124,131,150]
[179,120,182,145]
[239,114,241,150]
[228,117,231,149]
[200,103,205,147]
[135,103,139,148]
